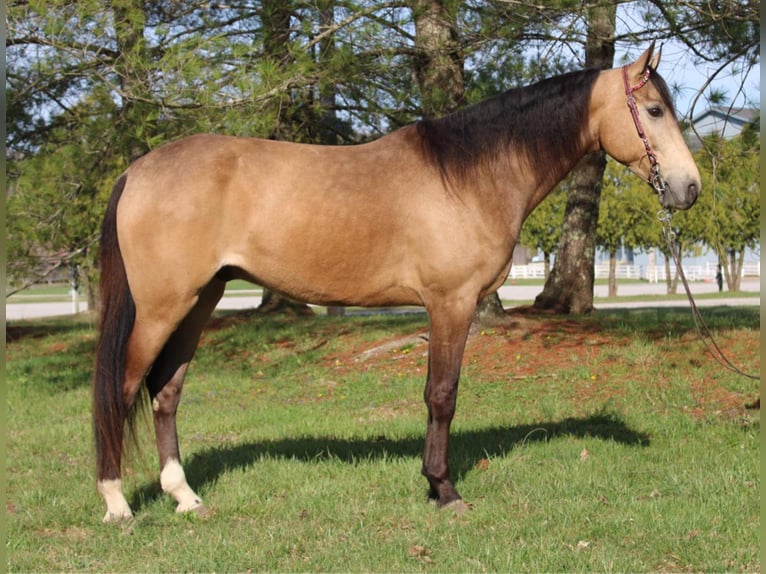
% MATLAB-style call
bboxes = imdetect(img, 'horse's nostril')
[686,182,699,207]
[688,182,699,198]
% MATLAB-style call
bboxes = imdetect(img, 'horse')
[93,42,699,522]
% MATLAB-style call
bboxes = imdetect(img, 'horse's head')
[595,43,700,210]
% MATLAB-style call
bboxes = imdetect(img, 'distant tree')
[596,159,657,297]
[6,0,159,302]
[6,98,123,302]
[694,124,760,291]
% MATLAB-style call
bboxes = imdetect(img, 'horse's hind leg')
[146,279,224,514]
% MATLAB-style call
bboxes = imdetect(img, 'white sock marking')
[98,479,133,523]
[160,459,203,513]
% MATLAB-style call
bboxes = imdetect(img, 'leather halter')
[621,64,670,200]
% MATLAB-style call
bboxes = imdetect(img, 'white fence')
[509,260,760,281]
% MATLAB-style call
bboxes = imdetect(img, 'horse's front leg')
[422,302,474,512]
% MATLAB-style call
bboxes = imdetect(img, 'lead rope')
[657,209,759,381]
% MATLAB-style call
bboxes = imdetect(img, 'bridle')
[621,64,670,202]
[623,65,759,383]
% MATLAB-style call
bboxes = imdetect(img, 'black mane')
[415,68,601,187]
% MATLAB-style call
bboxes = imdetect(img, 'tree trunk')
[663,249,680,294]
[319,0,345,317]
[534,151,607,313]
[258,289,315,316]
[413,0,464,118]
[608,250,617,297]
[533,2,615,315]
[664,257,673,293]
[112,0,151,162]
[474,293,507,325]
[729,248,743,291]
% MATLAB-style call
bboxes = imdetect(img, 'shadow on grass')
[5,316,95,342]
[130,412,649,512]
[588,305,760,336]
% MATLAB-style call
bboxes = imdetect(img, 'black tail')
[93,173,138,481]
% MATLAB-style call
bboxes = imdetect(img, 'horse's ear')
[627,40,658,80]
[648,42,662,70]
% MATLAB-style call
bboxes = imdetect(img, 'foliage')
[596,159,658,294]
[6,90,126,297]
[597,159,657,255]
[691,123,760,290]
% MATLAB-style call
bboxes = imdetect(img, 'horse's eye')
[647,106,663,118]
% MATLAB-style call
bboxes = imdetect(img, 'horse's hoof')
[102,509,134,524]
[191,504,211,518]
[440,499,471,515]
[176,500,210,518]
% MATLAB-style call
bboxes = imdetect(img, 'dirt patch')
[321,309,759,420]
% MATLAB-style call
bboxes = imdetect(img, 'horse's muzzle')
[661,180,699,211]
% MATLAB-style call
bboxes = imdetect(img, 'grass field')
[6,306,760,572]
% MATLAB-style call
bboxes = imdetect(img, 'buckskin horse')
[93,43,699,521]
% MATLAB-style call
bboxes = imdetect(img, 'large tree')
[6,0,416,300]
[255,0,316,315]
[413,0,464,117]
[532,1,616,314]
[412,0,513,324]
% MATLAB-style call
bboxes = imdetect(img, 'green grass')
[6,308,760,572]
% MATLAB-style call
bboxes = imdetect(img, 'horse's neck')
[499,85,601,216]
[529,144,595,210]
[496,129,597,226]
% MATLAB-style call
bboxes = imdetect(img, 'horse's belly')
[222,239,424,308]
